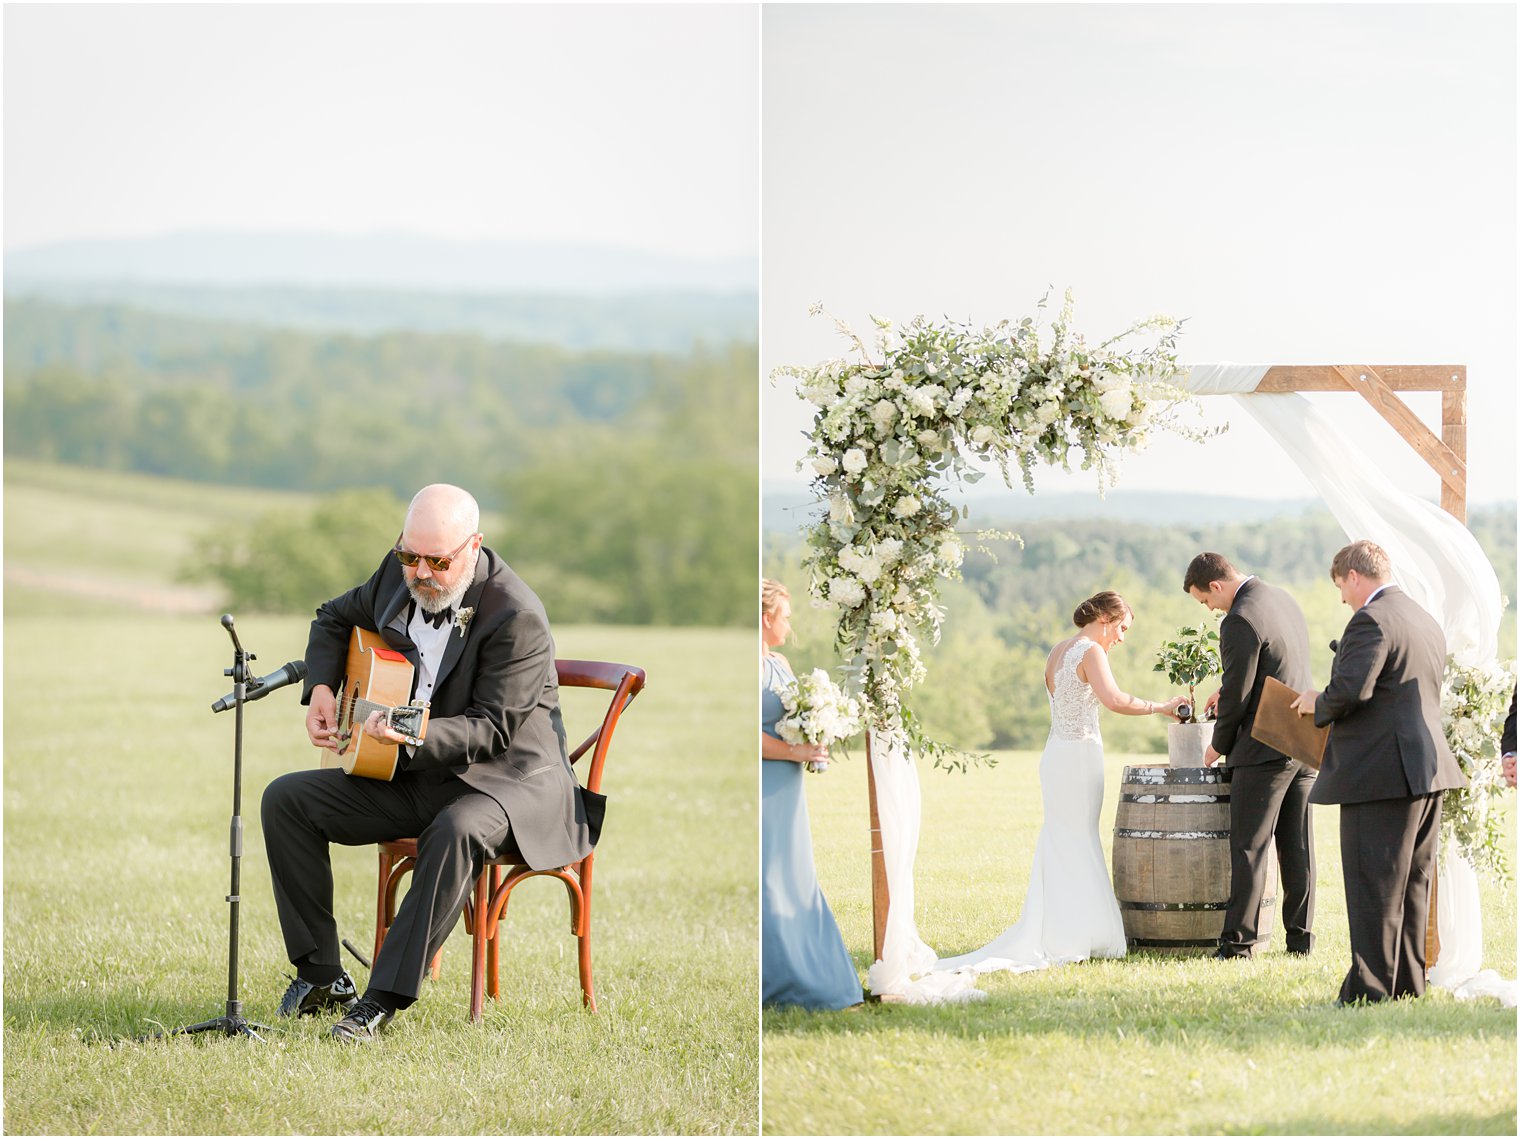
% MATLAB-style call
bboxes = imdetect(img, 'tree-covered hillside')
[4,300,757,626]
[3,285,756,353]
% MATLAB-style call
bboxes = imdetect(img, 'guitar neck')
[351,697,398,721]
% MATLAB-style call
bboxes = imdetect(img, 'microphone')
[212,660,309,713]
[1329,639,1340,655]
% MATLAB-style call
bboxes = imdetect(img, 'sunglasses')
[392,532,475,572]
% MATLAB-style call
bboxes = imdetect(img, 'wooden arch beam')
[1253,364,1468,521]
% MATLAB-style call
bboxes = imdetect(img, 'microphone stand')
[137,614,273,1043]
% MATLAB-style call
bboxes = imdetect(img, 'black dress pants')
[261,766,518,1001]
[1337,791,1442,1003]
[1218,757,1317,956]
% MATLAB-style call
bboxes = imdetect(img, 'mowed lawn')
[763,747,1517,1136]
[3,615,758,1134]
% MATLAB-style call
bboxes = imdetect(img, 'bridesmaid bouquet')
[776,669,863,773]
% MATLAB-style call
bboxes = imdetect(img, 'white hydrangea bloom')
[1099,386,1134,420]
[827,575,866,608]
[838,544,883,584]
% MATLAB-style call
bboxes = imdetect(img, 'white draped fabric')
[865,362,1512,1006]
[1431,837,1515,1005]
[864,729,985,1004]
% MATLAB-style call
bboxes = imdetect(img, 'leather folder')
[1250,675,1328,770]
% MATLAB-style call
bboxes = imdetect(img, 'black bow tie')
[421,606,453,630]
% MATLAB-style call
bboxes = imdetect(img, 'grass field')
[2,612,758,1134]
[762,747,1517,1136]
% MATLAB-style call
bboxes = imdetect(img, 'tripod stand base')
[137,1013,274,1043]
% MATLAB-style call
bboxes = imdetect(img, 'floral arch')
[777,295,1508,1003]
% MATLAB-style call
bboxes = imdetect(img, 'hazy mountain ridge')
[4,232,757,352]
[5,231,758,293]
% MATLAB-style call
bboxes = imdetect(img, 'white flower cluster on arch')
[774,291,1207,750]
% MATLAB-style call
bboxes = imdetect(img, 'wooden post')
[865,732,889,963]
[1441,385,1468,523]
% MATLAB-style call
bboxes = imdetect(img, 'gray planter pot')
[1167,720,1213,767]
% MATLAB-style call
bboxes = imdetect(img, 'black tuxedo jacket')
[301,546,602,870]
[1211,577,1313,769]
[1309,585,1466,805]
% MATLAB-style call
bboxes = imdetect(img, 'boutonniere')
[455,607,475,639]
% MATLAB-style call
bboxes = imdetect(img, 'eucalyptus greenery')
[1152,620,1223,710]
[1440,657,1515,878]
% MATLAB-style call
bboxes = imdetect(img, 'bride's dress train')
[935,637,1127,975]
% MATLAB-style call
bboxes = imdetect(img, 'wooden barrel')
[1111,765,1277,953]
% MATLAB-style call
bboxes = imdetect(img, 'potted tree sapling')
[1153,621,1222,767]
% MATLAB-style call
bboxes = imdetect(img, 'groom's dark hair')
[1183,552,1238,594]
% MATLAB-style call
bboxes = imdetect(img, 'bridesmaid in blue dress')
[761,579,863,1010]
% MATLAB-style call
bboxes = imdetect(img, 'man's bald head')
[405,484,480,542]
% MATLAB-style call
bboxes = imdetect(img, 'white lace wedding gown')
[934,637,1127,975]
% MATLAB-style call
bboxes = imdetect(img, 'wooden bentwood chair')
[371,659,646,1022]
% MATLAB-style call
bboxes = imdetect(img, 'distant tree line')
[765,506,1516,755]
[4,284,757,354]
[7,300,756,626]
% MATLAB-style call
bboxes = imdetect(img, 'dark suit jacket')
[1309,585,1466,805]
[1502,688,1516,756]
[301,546,602,870]
[1211,577,1313,769]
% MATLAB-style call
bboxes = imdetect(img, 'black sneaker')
[330,997,394,1043]
[276,971,358,1018]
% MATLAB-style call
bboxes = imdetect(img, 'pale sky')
[3,4,758,259]
[762,4,1517,505]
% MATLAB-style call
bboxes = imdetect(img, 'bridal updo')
[1073,591,1131,629]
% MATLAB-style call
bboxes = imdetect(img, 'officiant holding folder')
[1291,540,1466,1005]
[1184,553,1317,960]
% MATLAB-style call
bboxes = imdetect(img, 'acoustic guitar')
[322,627,430,781]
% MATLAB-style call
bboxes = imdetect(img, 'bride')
[936,590,1185,975]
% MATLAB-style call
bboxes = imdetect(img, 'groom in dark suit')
[1184,552,1316,958]
[261,484,603,1041]
[1292,540,1465,1004]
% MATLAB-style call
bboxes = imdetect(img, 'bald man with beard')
[261,484,602,1041]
